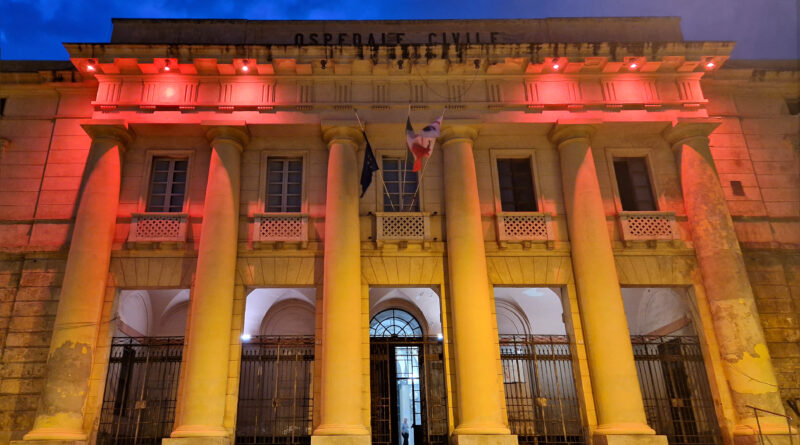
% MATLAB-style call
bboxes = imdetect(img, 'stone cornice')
[80,120,134,149]
[66,41,732,77]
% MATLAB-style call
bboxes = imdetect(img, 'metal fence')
[236,336,315,445]
[97,336,184,445]
[632,336,722,445]
[370,337,448,445]
[499,335,584,445]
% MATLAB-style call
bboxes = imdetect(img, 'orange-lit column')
[312,126,370,445]
[440,125,516,445]
[551,123,661,445]
[664,120,790,441]
[168,124,248,443]
[23,122,131,441]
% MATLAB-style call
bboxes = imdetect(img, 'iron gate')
[97,336,184,445]
[632,336,722,445]
[370,337,448,445]
[499,335,584,445]
[236,336,314,445]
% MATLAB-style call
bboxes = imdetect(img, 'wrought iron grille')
[237,336,315,445]
[631,336,722,445]
[499,335,584,445]
[370,337,448,445]
[97,336,184,445]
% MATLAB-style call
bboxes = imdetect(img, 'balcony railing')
[496,212,553,248]
[253,213,309,248]
[618,211,678,245]
[128,212,188,246]
[374,212,432,248]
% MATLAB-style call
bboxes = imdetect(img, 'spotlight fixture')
[241,60,249,73]
[163,60,171,72]
[240,333,252,341]
[473,59,480,69]
[552,63,560,70]
[398,59,404,69]
[320,59,327,70]
[628,62,639,70]
[705,61,716,70]
[86,60,96,72]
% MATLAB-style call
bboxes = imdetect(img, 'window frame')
[604,148,663,213]
[376,149,424,212]
[257,150,309,214]
[138,150,194,213]
[489,149,544,215]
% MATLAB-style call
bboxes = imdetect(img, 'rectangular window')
[614,157,656,211]
[497,158,537,212]
[146,157,188,212]
[382,156,419,212]
[266,157,303,212]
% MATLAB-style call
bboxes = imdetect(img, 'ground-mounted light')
[705,61,716,70]
[241,60,250,73]
[86,59,96,72]
[241,333,252,341]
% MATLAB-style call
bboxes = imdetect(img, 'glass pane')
[268,172,283,183]
[153,171,168,182]
[268,160,284,172]
[174,160,188,171]
[268,184,283,195]
[173,171,187,183]
[170,195,184,208]
[171,183,185,195]
[149,196,165,207]
[287,172,302,183]
[267,196,282,207]
[152,183,167,194]
[288,161,302,171]
[287,184,301,195]
[154,160,171,171]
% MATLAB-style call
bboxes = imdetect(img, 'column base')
[733,417,796,445]
[451,434,518,445]
[593,435,667,445]
[163,437,230,445]
[311,434,371,445]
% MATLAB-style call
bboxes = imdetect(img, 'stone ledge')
[452,434,518,445]
[593,434,668,445]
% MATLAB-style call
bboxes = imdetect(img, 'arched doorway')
[369,308,447,445]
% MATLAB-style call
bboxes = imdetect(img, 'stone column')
[550,123,663,445]
[440,125,516,445]
[664,120,790,441]
[311,126,370,445]
[22,122,131,442]
[167,124,248,444]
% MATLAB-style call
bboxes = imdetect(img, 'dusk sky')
[0,0,798,61]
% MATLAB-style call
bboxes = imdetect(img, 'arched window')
[369,309,422,337]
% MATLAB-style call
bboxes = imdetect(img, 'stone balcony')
[617,211,679,247]
[495,212,554,249]
[252,213,309,248]
[374,212,433,249]
[127,212,188,247]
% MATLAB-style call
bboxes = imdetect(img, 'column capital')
[549,121,600,147]
[80,120,133,150]
[321,123,363,149]
[439,124,480,146]
[662,118,721,150]
[202,121,250,151]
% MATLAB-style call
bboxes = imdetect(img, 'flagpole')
[354,108,396,211]
[407,110,444,212]
[400,105,412,211]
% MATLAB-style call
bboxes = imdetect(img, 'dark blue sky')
[1,0,798,61]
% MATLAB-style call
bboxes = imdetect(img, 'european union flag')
[360,131,379,197]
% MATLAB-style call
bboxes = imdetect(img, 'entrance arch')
[369,308,447,445]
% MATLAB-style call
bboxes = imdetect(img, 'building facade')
[0,17,798,445]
